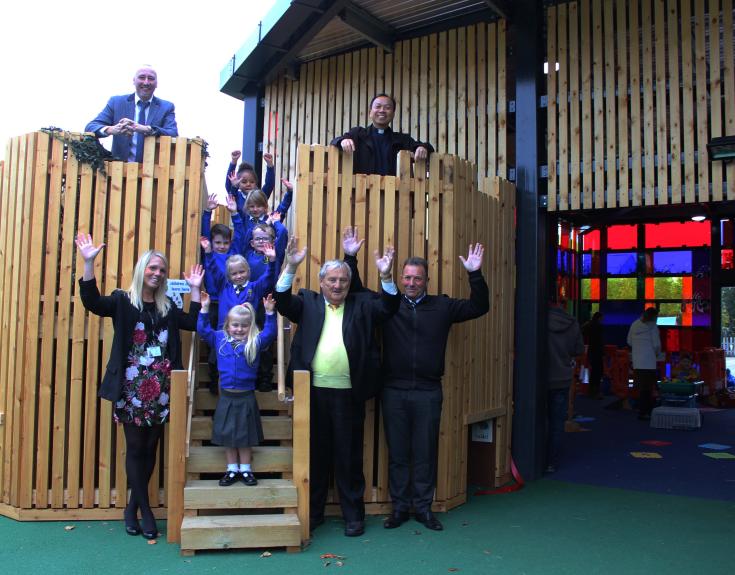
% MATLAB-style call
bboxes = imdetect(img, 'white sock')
[227,463,238,472]
[239,464,251,473]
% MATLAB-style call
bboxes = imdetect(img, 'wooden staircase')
[166,339,310,555]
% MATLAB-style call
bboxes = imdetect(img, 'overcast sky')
[0,0,276,195]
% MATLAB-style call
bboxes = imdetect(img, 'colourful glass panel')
[607,252,638,275]
[607,278,637,299]
[581,278,600,300]
[721,249,733,270]
[583,229,600,251]
[582,254,592,276]
[645,278,655,299]
[607,224,638,250]
[601,301,644,326]
[653,277,683,299]
[664,328,679,352]
[653,250,692,274]
[682,276,693,299]
[721,220,734,248]
[645,221,710,248]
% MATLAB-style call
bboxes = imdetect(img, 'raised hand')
[184,264,205,288]
[200,291,211,311]
[206,193,219,211]
[285,236,308,270]
[414,146,428,160]
[459,243,484,272]
[231,150,241,163]
[228,171,241,188]
[281,178,293,191]
[261,241,277,262]
[340,138,356,153]
[75,232,105,262]
[267,210,281,225]
[342,226,365,256]
[263,292,276,313]
[263,152,274,167]
[225,194,237,213]
[374,246,395,279]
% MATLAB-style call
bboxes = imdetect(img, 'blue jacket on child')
[197,312,277,391]
[200,211,247,300]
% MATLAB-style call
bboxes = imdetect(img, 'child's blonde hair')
[225,254,250,282]
[221,303,261,365]
[128,250,171,316]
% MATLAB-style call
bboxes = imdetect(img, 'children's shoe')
[219,471,240,486]
[241,471,258,486]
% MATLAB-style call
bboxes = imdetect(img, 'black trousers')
[381,386,443,514]
[634,368,658,416]
[310,387,366,522]
[588,354,603,396]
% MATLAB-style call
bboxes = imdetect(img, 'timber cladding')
[261,22,509,199]
[547,0,735,211]
[0,132,205,518]
[293,144,516,508]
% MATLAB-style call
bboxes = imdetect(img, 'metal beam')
[484,0,511,21]
[338,2,395,53]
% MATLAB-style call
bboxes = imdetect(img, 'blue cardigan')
[197,312,276,390]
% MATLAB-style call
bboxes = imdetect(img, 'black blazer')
[79,278,200,402]
[274,285,400,401]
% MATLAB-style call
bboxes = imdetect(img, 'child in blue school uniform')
[199,238,276,330]
[226,151,293,221]
[197,292,277,486]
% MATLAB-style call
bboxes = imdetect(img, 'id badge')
[148,346,162,357]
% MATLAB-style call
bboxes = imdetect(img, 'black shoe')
[383,510,409,529]
[241,471,258,486]
[310,516,325,532]
[415,511,443,531]
[219,471,240,486]
[125,520,141,536]
[141,515,158,540]
[344,520,365,537]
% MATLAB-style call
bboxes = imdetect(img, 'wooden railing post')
[291,370,310,543]
[166,369,189,544]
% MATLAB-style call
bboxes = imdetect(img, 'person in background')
[75,233,202,540]
[582,312,605,399]
[627,307,663,420]
[547,299,585,473]
[85,66,178,162]
[330,94,434,176]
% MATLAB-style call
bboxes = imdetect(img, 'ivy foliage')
[41,127,112,176]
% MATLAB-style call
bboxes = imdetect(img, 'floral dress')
[115,302,172,426]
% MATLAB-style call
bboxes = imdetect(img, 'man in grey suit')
[86,66,178,162]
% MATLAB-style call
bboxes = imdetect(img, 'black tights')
[123,424,163,532]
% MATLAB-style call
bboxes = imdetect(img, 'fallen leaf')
[147,539,157,545]
[448,569,459,572]
[64,525,75,531]
[483,550,492,555]
[260,551,272,558]
[336,561,344,567]
[320,553,345,560]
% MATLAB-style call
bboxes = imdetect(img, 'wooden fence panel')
[547,0,734,210]
[0,132,206,519]
[293,145,515,509]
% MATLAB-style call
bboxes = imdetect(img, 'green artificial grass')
[2,479,732,575]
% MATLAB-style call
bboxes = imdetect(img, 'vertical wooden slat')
[603,0,617,208]
[558,3,569,211]
[304,61,315,146]
[654,0,669,204]
[723,0,735,199]
[466,26,477,166]
[666,0,681,204]
[397,153,412,272]
[477,25,487,178]
[581,1,593,209]
[309,147,326,289]
[428,33,439,152]
[592,0,605,208]
[569,2,581,211]
[419,36,429,144]
[616,0,629,208]
[326,58,337,145]
[642,0,657,205]
[680,0,696,204]
[325,146,340,259]
[438,31,448,154]
[629,0,643,206]
[448,29,457,156]
[709,3,723,201]
[694,0,709,202]
[319,59,329,146]
[547,7,558,212]
[457,29,467,160]
[497,22,507,179]
[487,24,497,179]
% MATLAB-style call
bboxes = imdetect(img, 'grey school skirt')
[211,389,263,448]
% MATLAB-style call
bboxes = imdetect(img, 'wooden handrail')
[291,370,310,542]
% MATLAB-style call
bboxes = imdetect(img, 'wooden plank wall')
[547,0,735,211]
[0,132,205,519]
[261,22,508,203]
[293,144,515,507]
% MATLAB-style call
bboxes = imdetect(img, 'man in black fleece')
[330,94,434,176]
[343,228,488,532]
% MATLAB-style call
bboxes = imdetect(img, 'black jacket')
[347,256,490,389]
[79,278,200,402]
[330,125,434,176]
[274,284,400,401]
[547,307,585,388]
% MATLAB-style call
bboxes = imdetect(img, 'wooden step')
[191,415,292,441]
[194,388,289,412]
[187,445,293,473]
[184,479,297,509]
[180,513,301,550]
